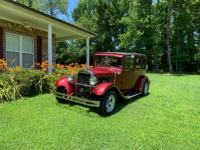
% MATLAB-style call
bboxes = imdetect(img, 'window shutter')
[37,36,42,66]
[0,27,3,59]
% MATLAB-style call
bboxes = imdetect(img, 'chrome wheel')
[99,90,117,116]
[105,95,116,113]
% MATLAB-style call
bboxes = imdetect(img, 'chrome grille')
[77,72,91,85]
[76,71,91,97]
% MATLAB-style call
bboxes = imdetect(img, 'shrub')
[0,59,86,103]
[0,74,21,103]
[9,69,54,96]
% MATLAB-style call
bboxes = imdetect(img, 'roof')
[95,52,146,58]
[0,0,96,40]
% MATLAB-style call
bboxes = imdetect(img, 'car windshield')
[96,56,122,67]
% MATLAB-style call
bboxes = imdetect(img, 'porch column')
[86,37,90,67]
[48,24,53,73]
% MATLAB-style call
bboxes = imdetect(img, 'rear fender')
[55,77,72,94]
[133,75,149,92]
[92,82,114,96]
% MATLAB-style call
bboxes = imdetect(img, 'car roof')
[95,52,146,58]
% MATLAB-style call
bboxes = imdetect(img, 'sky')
[57,0,79,22]
[68,0,79,21]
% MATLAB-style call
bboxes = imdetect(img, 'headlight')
[89,76,97,86]
[67,75,74,83]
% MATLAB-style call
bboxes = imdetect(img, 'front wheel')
[99,90,117,116]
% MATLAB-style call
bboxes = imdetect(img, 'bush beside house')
[0,59,86,103]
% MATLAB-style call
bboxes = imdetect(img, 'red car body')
[55,52,149,115]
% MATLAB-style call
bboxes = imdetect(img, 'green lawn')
[0,73,200,150]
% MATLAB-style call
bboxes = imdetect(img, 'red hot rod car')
[55,52,149,115]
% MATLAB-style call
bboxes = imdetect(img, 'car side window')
[135,57,146,69]
[141,59,146,69]
[124,56,135,70]
[135,58,141,69]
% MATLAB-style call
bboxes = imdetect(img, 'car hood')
[89,66,122,76]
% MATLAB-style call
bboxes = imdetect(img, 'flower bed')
[0,59,86,103]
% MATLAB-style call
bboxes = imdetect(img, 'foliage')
[73,0,129,51]
[194,48,200,72]
[73,0,200,73]
[0,73,200,149]
[0,74,21,103]
[0,59,86,102]
[41,0,68,16]
[7,68,53,96]
[56,40,87,64]
[15,0,42,10]
[16,0,68,17]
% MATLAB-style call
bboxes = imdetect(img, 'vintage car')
[55,52,149,115]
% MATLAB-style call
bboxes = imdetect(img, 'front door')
[115,55,137,90]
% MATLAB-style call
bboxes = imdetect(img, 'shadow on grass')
[56,93,150,118]
[112,93,150,116]
[56,100,100,118]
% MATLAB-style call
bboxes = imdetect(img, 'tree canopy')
[16,0,68,17]
[73,0,200,72]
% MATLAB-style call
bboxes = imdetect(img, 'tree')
[42,0,68,16]
[165,0,173,72]
[73,0,129,51]
[195,48,200,73]
[119,0,155,69]
[16,0,68,17]
[16,0,42,10]
[120,0,200,72]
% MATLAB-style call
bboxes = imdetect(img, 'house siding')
[0,18,56,65]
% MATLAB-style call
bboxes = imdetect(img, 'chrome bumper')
[55,92,100,107]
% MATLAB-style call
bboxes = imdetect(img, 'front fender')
[55,77,72,94]
[92,82,113,96]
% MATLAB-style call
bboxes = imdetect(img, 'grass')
[0,73,200,150]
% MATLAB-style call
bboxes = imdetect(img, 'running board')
[124,92,142,100]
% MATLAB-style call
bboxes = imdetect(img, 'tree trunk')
[198,62,200,73]
[175,38,180,71]
[166,0,173,72]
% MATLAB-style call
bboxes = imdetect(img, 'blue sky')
[57,0,79,22]
[68,0,79,21]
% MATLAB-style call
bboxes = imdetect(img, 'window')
[135,58,141,69]
[135,57,146,69]
[6,33,34,68]
[96,56,122,67]
[124,56,135,70]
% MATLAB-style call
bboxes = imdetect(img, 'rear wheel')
[99,90,117,116]
[142,80,149,96]
[56,87,67,103]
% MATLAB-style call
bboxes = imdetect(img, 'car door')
[115,55,137,90]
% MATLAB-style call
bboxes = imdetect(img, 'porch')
[0,0,95,73]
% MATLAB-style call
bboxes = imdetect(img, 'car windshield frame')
[95,56,123,68]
